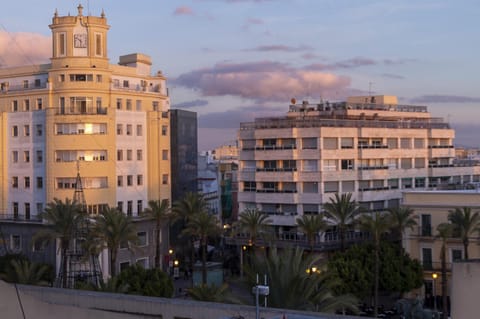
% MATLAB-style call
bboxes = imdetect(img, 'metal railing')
[0,213,42,223]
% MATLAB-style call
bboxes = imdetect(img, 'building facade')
[0,5,171,276]
[237,95,480,233]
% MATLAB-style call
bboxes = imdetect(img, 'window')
[298,160,315,172]
[126,99,132,110]
[10,235,21,251]
[137,149,143,161]
[422,248,433,269]
[414,158,425,168]
[400,138,411,149]
[243,181,256,192]
[58,32,66,56]
[23,80,29,89]
[117,124,123,135]
[117,176,123,187]
[452,249,463,262]
[342,180,355,192]
[24,203,30,220]
[36,124,43,136]
[324,181,339,193]
[137,175,143,186]
[126,149,132,161]
[96,74,102,82]
[24,151,30,163]
[36,177,43,189]
[282,160,296,171]
[136,100,142,111]
[127,201,133,216]
[415,177,426,188]
[323,159,337,171]
[162,174,169,185]
[12,125,18,137]
[263,160,277,171]
[136,258,148,268]
[116,98,122,109]
[120,261,130,272]
[127,175,133,186]
[59,74,65,82]
[388,178,399,189]
[341,137,354,149]
[414,138,424,149]
[12,176,18,188]
[36,203,43,215]
[387,138,398,149]
[152,101,159,111]
[301,137,317,149]
[162,150,169,160]
[136,124,143,136]
[12,100,18,112]
[24,99,30,111]
[162,125,168,136]
[341,159,354,170]
[303,182,318,193]
[323,137,338,149]
[126,124,132,135]
[36,151,43,163]
[117,201,123,212]
[12,151,18,163]
[95,33,102,56]
[24,177,30,189]
[37,98,43,110]
[117,150,123,161]
[13,202,19,218]
[123,80,129,88]
[24,125,30,136]
[402,178,412,189]
[303,204,319,215]
[387,158,397,169]
[401,158,412,169]
[137,200,143,215]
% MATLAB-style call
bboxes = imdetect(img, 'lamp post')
[432,273,438,313]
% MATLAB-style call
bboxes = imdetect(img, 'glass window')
[162,150,168,160]
[36,177,43,189]
[302,137,317,149]
[126,149,132,161]
[136,124,142,136]
[12,176,18,188]
[324,181,339,193]
[323,137,338,149]
[137,150,143,161]
[117,176,123,187]
[303,182,318,193]
[341,137,354,149]
[137,175,143,186]
[127,175,133,186]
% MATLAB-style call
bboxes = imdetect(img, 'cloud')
[301,53,320,60]
[410,95,480,104]
[383,58,416,65]
[306,57,376,71]
[246,18,264,25]
[198,105,284,128]
[381,73,405,79]
[173,61,352,102]
[246,44,313,52]
[0,31,50,68]
[172,99,209,108]
[173,6,194,16]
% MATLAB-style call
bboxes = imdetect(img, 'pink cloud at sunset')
[0,31,50,67]
[174,61,352,102]
[173,6,194,16]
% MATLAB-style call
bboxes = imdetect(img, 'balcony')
[1,82,47,92]
[0,214,42,223]
[255,145,297,151]
[422,261,452,271]
[358,144,389,149]
[358,166,389,170]
[55,106,108,115]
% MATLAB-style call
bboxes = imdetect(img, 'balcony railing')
[256,168,297,172]
[422,261,452,271]
[358,166,389,170]
[0,214,42,223]
[1,82,48,92]
[55,106,108,115]
[358,144,389,149]
[255,145,297,151]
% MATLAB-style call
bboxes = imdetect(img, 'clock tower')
[49,4,110,69]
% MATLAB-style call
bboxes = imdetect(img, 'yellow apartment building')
[0,5,171,276]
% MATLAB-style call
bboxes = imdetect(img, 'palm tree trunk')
[340,228,346,252]
[374,240,379,318]
[61,246,68,288]
[441,248,448,319]
[202,237,207,284]
[155,220,161,268]
[191,236,196,278]
[110,248,117,277]
[464,240,469,260]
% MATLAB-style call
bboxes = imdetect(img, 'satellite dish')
[291,98,296,105]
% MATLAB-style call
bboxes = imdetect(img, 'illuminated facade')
[0,6,171,275]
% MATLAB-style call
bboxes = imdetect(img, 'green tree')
[323,193,361,251]
[182,211,220,284]
[115,263,174,297]
[246,246,358,313]
[143,199,171,268]
[0,258,53,286]
[173,192,209,270]
[296,214,326,253]
[327,242,423,300]
[448,207,480,260]
[94,207,138,277]
[358,212,391,318]
[34,198,85,288]
[236,208,272,248]
[388,207,418,252]
[437,223,453,319]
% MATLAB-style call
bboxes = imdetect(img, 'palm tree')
[94,207,138,277]
[437,223,453,319]
[246,246,358,313]
[323,193,361,251]
[182,211,220,284]
[0,259,51,286]
[359,211,391,318]
[448,207,480,260]
[34,198,85,288]
[173,192,209,270]
[388,207,417,252]
[143,199,171,268]
[236,208,272,248]
[296,214,326,253]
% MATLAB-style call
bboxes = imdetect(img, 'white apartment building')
[238,95,480,231]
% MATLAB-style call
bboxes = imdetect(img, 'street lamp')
[432,273,438,313]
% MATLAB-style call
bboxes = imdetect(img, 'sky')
[1,0,479,151]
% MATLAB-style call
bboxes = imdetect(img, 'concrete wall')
[451,260,480,318]
[0,280,363,319]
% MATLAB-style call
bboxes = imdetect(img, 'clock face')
[74,34,87,48]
